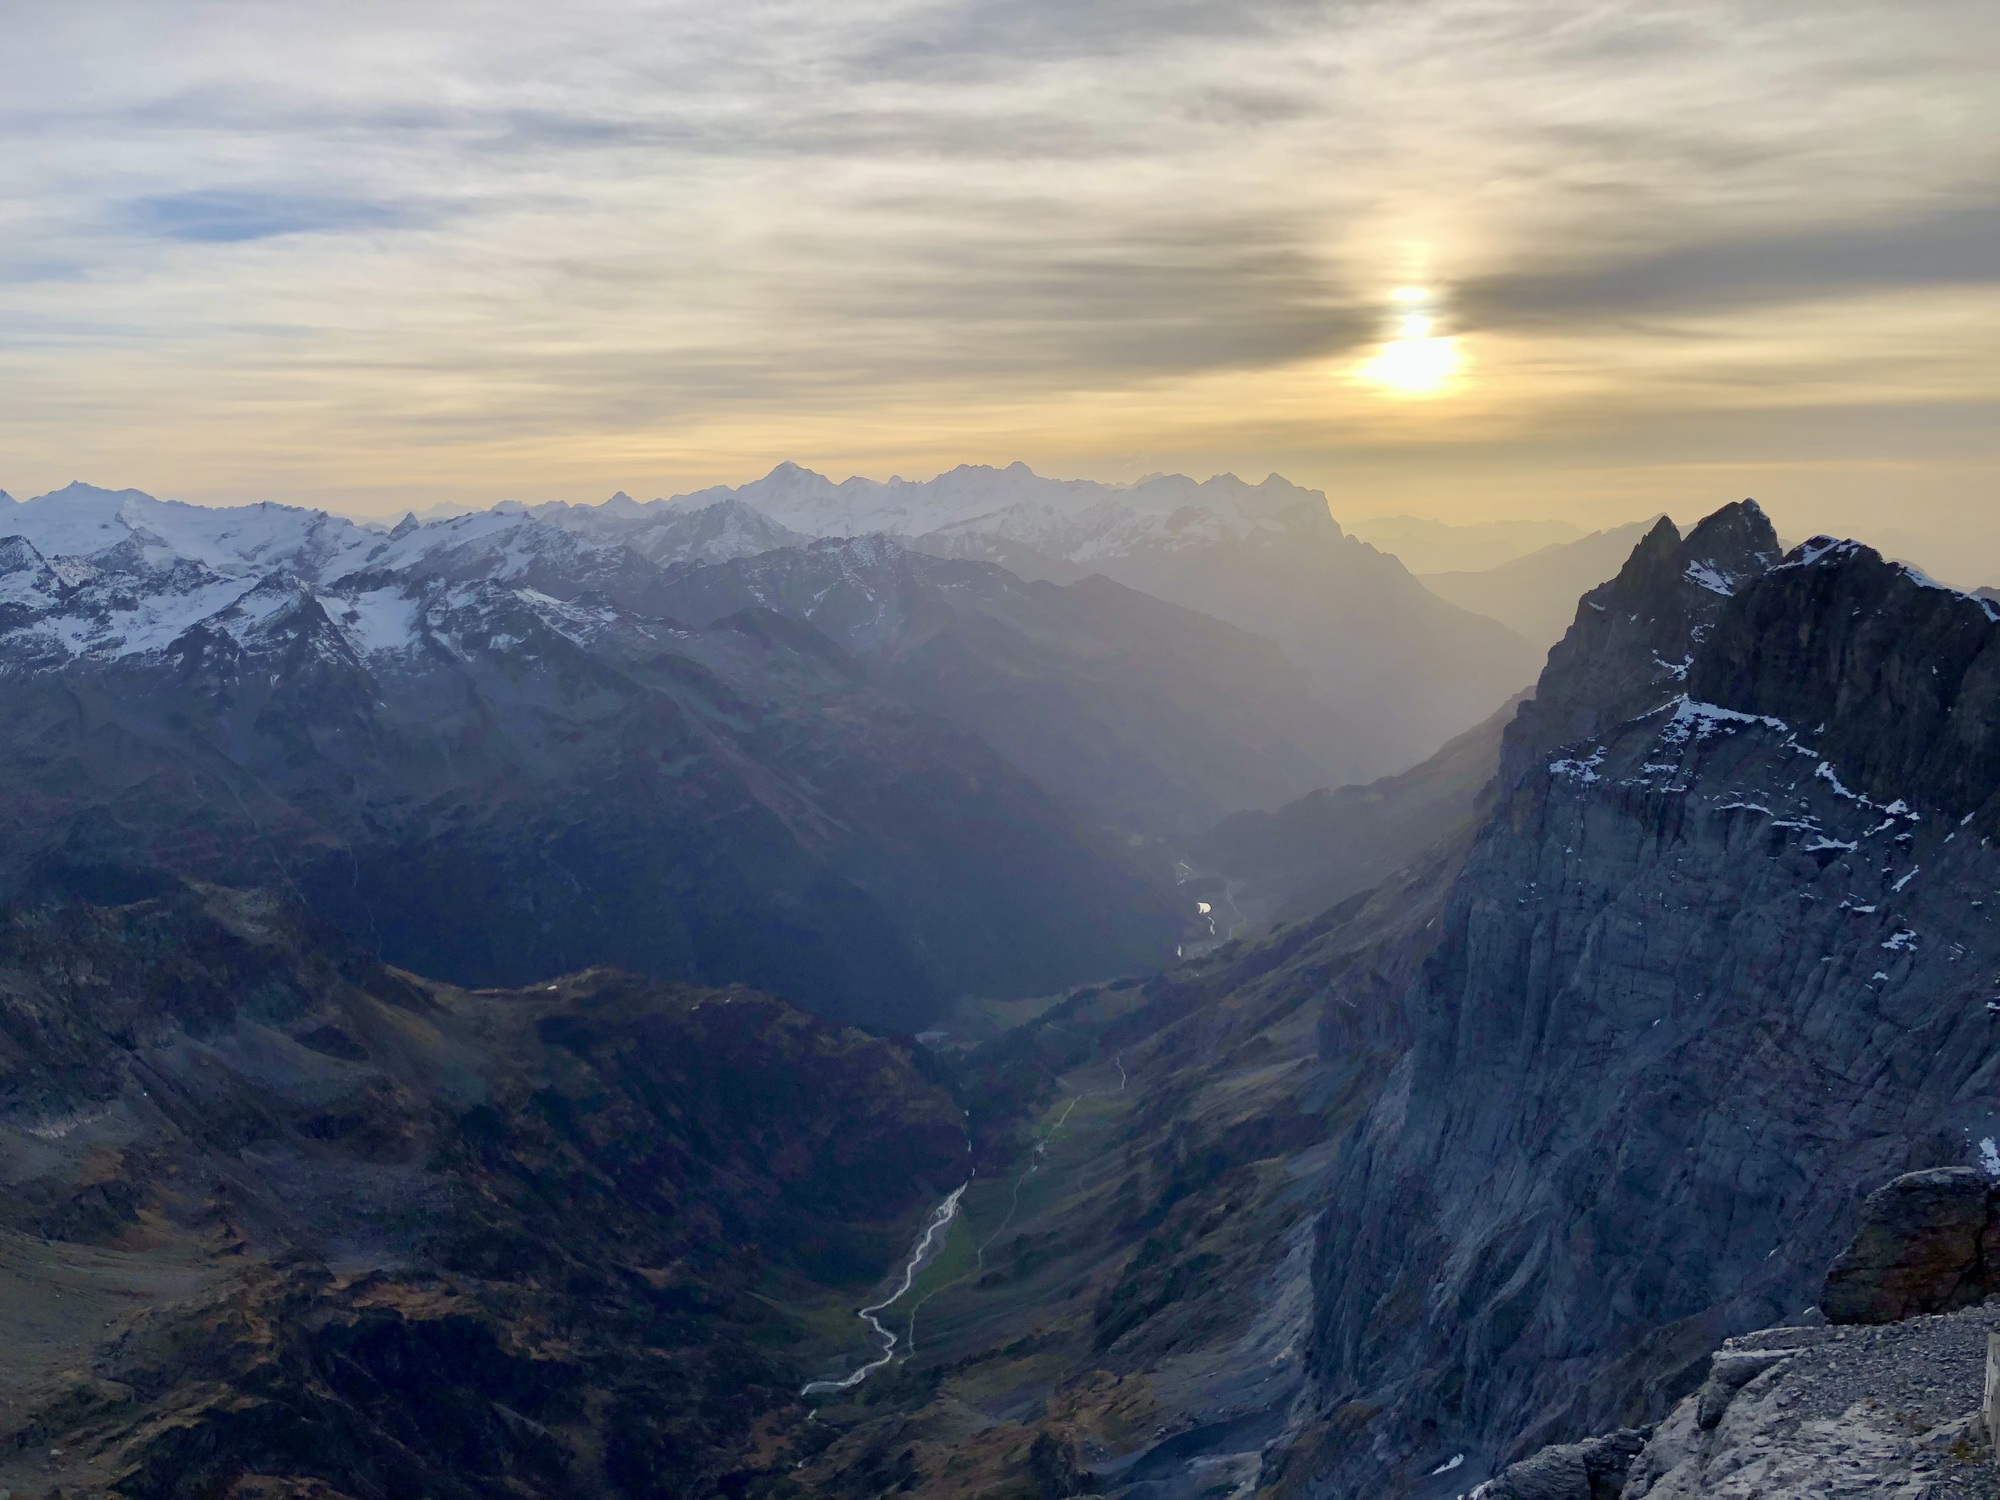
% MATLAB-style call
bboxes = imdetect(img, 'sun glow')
[1356,288,1464,396]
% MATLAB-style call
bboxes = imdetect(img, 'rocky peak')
[1690,537,2000,820]
[1501,499,1781,787]
[1298,497,2000,1498]
[1678,497,1783,597]
[0,534,66,618]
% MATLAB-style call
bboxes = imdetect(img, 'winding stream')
[801,1181,969,1398]
[801,1050,1130,1400]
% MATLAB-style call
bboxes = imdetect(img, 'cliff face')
[1292,505,2000,1496]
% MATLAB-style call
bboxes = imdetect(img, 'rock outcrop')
[1619,1309,2000,1498]
[1471,1428,1651,1500]
[1479,1304,2000,1500]
[1821,1167,2000,1325]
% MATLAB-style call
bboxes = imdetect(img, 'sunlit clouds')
[2,1,1999,575]
[1355,288,1463,396]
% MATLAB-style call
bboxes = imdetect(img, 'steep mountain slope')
[1417,518,1662,646]
[1281,503,2000,1498]
[646,536,1353,838]
[0,521,1181,1027]
[791,849,1460,1500]
[0,883,970,1499]
[658,463,1545,779]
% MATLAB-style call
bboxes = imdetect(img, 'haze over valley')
[6,2,2000,1497]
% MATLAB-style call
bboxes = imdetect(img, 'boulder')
[1469,1428,1651,1500]
[1695,1350,1796,1428]
[1821,1167,2000,1324]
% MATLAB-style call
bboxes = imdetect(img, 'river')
[800,1181,969,1398]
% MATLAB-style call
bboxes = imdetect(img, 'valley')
[2,477,1998,1500]
[10,2,1994,1494]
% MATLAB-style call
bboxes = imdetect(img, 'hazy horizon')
[7,462,1990,590]
[5,1,1998,579]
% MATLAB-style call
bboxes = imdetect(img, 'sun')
[1355,289,1465,396]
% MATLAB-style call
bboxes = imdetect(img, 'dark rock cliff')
[1289,504,2000,1497]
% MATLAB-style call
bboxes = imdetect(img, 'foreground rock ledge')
[1475,1303,2000,1500]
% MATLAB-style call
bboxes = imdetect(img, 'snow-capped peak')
[658,462,1338,565]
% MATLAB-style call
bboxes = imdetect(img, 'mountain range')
[655,463,1545,780]
[0,483,1200,1026]
[8,472,1996,1498]
[0,470,1553,1028]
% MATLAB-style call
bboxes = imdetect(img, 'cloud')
[1461,198,2000,327]
[850,0,1357,76]
[121,189,426,244]
[1,0,1998,532]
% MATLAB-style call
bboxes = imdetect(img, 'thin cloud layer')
[1,0,1997,576]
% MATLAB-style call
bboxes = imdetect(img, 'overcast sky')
[4,0,1998,576]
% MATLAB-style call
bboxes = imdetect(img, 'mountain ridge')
[0,536,1185,1027]
[643,461,1544,777]
[1418,517,1665,646]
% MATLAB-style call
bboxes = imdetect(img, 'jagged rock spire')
[1501,498,1781,789]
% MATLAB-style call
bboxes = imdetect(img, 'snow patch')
[1549,746,1607,784]
[334,586,425,656]
[1684,560,1736,596]
[1780,536,1862,570]
[1658,697,1788,748]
